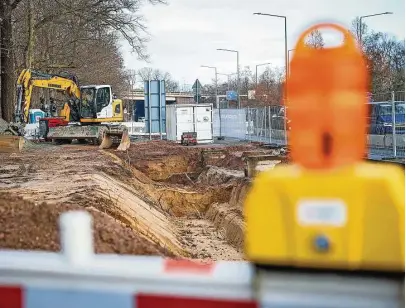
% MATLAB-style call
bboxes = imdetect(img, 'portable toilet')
[29,109,46,124]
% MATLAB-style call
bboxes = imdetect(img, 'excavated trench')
[128,143,289,254]
[120,148,251,254]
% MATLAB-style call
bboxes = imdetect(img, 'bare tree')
[254,66,283,106]
[137,67,179,92]
[305,29,324,49]
[137,67,154,80]
[351,17,369,45]
[349,17,404,93]
[1,0,166,121]
[240,66,254,95]
[126,69,137,91]
[363,32,405,93]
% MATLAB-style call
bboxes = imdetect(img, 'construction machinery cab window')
[96,87,111,113]
[81,87,96,117]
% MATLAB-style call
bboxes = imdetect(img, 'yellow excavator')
[2,69,130,151]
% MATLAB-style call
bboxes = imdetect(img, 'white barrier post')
[59,211,94,265]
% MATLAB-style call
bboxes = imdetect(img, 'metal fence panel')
[212,109,220,136]
[213,106,287,145]
[394,91,405,159]
[368,91,405,160]
[213,109,246,139]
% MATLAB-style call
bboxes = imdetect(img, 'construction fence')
[213,91,405,160]
[213,106,287,145]
[367,91,405,159]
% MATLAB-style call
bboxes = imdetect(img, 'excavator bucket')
[99,133,113,150]
[0,120,25,153]
[0,135,25,153]
[99,127,131,151]
[116,129,131,151]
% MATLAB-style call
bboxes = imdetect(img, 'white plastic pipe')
[59,211,94,265]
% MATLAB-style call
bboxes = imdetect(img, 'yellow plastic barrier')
[244,23,405,275]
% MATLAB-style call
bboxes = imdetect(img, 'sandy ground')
[0,192,172,256]
[0,140,288,260]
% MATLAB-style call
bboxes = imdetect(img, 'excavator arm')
[15,69,81,124]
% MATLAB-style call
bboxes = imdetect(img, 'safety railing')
[368,91,405,160]
[213,92,405,160]
[213,106,287,145]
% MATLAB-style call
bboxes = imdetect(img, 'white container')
[166,104,213,144]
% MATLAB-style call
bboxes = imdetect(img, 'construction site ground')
[0,140,288,260]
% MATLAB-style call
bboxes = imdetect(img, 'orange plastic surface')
[287,23,369,170]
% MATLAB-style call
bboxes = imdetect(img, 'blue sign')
[226,91,237,101]
[144,80,166,134]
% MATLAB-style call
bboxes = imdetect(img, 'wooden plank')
[0,135,24,153]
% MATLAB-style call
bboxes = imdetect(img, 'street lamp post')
[255,62,271,87]
[201,65,218,108]
[359,12,393,46]
[253,13,288,82]
[217,48,240,108]
[253,12,288,145]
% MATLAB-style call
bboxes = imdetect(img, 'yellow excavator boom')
[15,69,81,124]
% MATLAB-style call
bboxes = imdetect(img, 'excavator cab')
[80,86,97,118]
[79,85,124,122]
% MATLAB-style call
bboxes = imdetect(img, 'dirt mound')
[197,166,245,186]
[203,147,254,170]
[0,192,173,256]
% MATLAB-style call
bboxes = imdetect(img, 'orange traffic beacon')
[245,23,404,280]
[287,23,369,169]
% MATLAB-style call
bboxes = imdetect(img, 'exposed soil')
[119,140,257,178]
[0,146,184,256]
[0,140,288,260]
[0,192,172,256]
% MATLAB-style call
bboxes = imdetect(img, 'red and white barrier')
[0,211,256,308]
[0,211,401,308]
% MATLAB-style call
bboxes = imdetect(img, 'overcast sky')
[121,0,405,89]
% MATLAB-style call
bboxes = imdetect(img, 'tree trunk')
[26,0,34,68]
[0,0,15,122]
[0,0,3,120]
